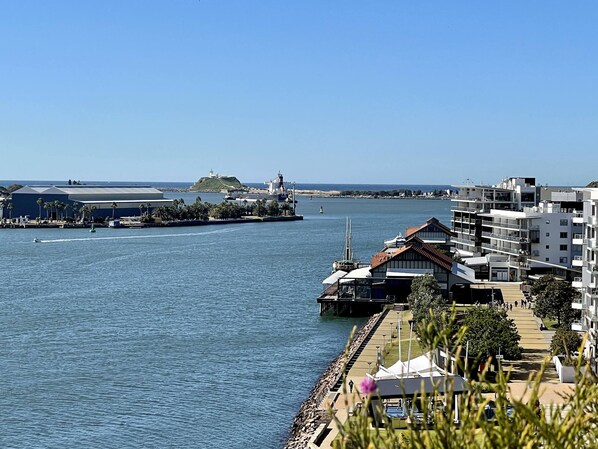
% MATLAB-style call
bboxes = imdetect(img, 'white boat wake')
[33,228,237,244]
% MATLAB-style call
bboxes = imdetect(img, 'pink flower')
[360,377,377,395]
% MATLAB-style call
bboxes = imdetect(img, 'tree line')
[338,189,450,198]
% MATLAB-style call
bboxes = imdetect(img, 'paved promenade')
[314,283,570,448]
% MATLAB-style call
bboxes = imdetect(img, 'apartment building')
[452,178,584,281]
[572,188,598,362]
[452,177,538,257]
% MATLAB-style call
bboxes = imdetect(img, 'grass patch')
[541,317,559,330]
[382,335,424,367]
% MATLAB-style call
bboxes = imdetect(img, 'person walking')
[515,300,518,308]
[349,379,354,393]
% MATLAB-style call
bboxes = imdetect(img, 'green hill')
[190,176,246,192]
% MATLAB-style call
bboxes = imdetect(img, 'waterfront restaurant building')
[9,185,174,220]
[317,236,476,315]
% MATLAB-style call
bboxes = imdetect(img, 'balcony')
[482,231,528,243]
[571,321,588,332]
[572,277,583,288]
[452,237,476,247]
[572,234,584,246]
[572,256,585,267]
[572,212,584,224]
[572,298,586,310]
[589,216,597,226]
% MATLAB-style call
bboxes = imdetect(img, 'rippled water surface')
[0,195,450,448]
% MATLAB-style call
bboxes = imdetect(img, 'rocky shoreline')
[282,311,385,449]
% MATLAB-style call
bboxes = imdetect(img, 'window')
[560,244,568,251]
[545,257,550,262]
[560,232,568,239]
[546,220,550,224]
[560,219,568,226]
[546,245,550,249]
[546,232,550,237]
[560,257,568,264]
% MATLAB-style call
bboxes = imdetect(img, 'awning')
[375,375,468,398]
[462,256,488,266]
[322,270,347,287]
[386,268,433,278]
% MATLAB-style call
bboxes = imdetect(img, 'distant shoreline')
[0,215,303,230]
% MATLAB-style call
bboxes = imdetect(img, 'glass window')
[560,257,568,264]
[546,232,550,237]
[560,219,568,226]
[546,245,550,249]
[560,232,568,239]
[560,244,568,251]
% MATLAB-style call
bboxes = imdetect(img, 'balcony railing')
[482,231,529,243]
[486,222,529,231]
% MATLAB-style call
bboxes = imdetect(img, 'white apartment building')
[479,201,582,281]
[452,177,538,257]
[572,188,598,362]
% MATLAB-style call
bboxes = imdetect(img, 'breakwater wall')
[283,310,387,449]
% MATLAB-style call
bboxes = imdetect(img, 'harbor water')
[0,193,451,448]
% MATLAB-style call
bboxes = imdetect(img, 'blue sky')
[0,1,596,185]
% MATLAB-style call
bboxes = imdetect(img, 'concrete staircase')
[479,282,558,383]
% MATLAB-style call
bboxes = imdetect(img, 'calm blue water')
[0,196,451,448]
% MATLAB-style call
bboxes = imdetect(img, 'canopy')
[374,353,445,379]
[322,270,347,288]
[375,375,468,398]
[339,266,372,283]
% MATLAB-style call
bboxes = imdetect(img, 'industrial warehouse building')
[8,185,175,220]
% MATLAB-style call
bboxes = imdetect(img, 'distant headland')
[190,170,246,192]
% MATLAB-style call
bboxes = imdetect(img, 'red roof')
[406,217,453,238]
[373,235,453,272]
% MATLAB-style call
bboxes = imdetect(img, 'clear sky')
[1,1,596,185]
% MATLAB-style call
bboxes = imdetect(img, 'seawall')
[282,310,386,449]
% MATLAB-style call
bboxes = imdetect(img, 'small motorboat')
[33,238,41,243]
[319,206,324,214]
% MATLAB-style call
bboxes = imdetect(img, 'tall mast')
[344,218,352,261]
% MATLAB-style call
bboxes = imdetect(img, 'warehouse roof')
[13,185,164,196]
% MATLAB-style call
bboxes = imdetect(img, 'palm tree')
[139,203,145,218]
[79,205,89,222]
[90,205,97,222]
[111,202,118,219]
[44,203,51,220]
[36,198,45,221]
[7,202,13,220]
[71,203,79,221]
[146,203,152,218]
